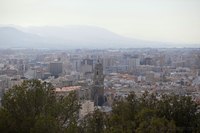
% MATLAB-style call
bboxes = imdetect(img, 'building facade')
[91,60,104,106]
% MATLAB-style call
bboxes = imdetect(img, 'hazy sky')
[0,0,200,44]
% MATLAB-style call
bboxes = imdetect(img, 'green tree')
[1,80,200,133]
[157,94,200,132]
[80,109,110,133]
[103,92,200,133]
[30,115,60,133]
[0,80,80,133]
[138,91,158,110]
[104,93,139,133]
[136,117,176,133]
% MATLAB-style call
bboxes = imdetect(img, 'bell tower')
[92,59,104,106]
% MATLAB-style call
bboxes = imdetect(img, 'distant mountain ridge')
[0,25,195,49]
[0,27,44,48]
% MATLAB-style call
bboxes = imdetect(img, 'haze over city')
[1,0,200,132]
[0,0,200,48]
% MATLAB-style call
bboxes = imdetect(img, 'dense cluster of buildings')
[0,48,200,116]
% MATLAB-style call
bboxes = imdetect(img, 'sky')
[0,0,200,44]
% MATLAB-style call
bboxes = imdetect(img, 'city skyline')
[0,0,200,46]
[0,0,200,130]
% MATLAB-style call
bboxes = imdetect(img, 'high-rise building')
[71,59,81,72]
[49,62,63,78]
[128,57,140,72]
[144,57,153,65]
[91,60,104,106]
[80,59,93,74]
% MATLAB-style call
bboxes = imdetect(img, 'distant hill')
[0,26,178,49]
[0,27,46,48]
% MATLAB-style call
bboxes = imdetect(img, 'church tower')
[91,59,104,106]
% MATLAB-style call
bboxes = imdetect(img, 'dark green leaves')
[0,80,80,133]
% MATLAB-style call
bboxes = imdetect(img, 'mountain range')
[0,25,195,49]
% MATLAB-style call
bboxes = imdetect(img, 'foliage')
[0,80,80,133]
[0,80,200,133]
[79,109,107,133]
[79,92,200,133]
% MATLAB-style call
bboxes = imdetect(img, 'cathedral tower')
[91,60,104,106]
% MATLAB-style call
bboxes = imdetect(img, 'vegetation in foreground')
[0,80,199,133]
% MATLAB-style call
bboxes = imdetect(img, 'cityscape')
[0,0,200,132]
[0,48,200,111]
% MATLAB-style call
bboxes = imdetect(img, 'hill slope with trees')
[0,80,199,133]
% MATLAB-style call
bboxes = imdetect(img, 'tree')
[1,80,200,133]
[97,92,200,133]
[79,109,107,133]
[136,117,176,133]
[156,94,200,132]
[0,79,80,133]
[138,91,158,110]
[101,93,139,133]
